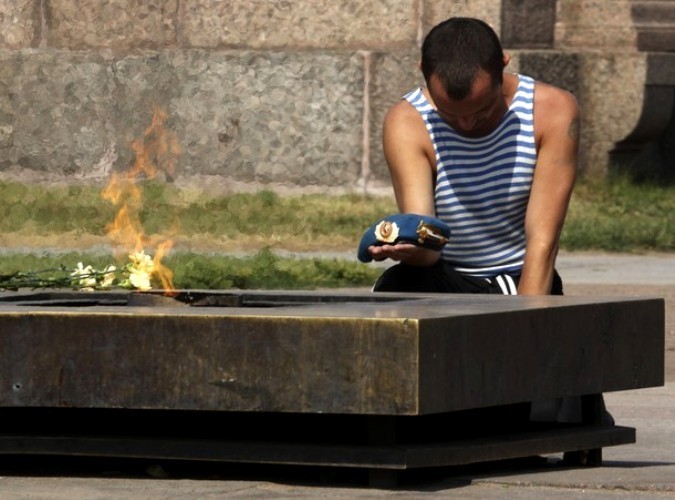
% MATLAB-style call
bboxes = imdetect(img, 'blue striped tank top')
[404,74,537,278]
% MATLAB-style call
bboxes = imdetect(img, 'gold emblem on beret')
[416,221,449,249]
[374,220,399,243]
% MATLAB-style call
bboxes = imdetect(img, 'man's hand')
[369,243,441,266]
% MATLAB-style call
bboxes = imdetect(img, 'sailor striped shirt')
[404,74,537,278]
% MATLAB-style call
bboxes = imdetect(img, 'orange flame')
[101,107,180,291]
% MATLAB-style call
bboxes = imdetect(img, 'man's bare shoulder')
[382,95,436,173]
[533,81,580,144]
[384,98,431,141]
[384,98,422,127]
[533,81,579,118]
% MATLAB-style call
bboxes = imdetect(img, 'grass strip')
[0,249,383,290]
[561,176,675,252]
[0,175,673,291]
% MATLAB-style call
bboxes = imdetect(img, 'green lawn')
[0,176,672,290]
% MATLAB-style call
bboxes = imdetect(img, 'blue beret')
[357,213,451,263]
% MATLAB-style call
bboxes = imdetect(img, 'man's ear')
[503,53,511,68]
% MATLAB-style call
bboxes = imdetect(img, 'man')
[369,17,578,296]
[366,18,617,435]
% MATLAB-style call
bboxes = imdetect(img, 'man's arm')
[518,84,579,295]
[367,100,441,266]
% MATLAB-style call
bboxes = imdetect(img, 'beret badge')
[374,220,400,243]
[416,220,449,248]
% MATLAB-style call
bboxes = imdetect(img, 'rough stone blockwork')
[0,0,513,192]
[46,0,180,50]
[554,0,675,176]
[0,0,673,189]
[180,0,418,50]
[1,49,366,188]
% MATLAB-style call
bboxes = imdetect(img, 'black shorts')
[373,260,563,295]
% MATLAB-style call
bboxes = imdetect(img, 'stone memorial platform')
[0,290,665,487]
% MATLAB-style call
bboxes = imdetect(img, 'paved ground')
[1,387,673,498]
[0,252,673,498]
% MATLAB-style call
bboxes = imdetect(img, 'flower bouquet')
[0,250,158,292]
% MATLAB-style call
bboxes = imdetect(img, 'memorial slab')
[0,290,664,486]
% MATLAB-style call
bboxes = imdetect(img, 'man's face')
[427,70,507,138]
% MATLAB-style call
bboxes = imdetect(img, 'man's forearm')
[517,268,553,295]
[517,245,558,295]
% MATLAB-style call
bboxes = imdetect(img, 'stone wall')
[0,0,673,194]
[553,0,675,179]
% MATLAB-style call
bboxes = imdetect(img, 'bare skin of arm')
[518,83,579,295]
[367,100,441,266]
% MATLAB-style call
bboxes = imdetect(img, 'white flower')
[128,250,155,273]
[125,251,155,290]
[71,262,97,289]
[100,265,117,288]
[129,269,152,290]
[374,220,399,243]
[71,261,92,277]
